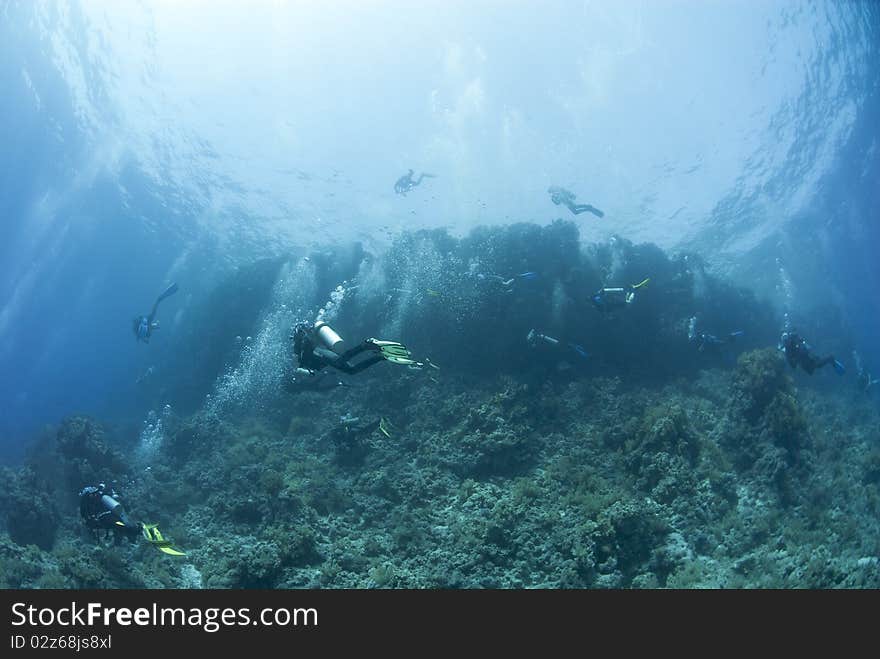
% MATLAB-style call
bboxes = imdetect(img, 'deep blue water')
[1,1,878,462]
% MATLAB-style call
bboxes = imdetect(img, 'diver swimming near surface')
[591,279,650,312]
[133,283,179,343]
[394,169,436,195]
[779,329,845,376]
[79,482,185,555]
[547,186,604,218]
[290,320,422,378]
[687,316,744,352]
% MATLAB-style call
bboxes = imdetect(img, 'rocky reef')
[2,348,878,589]
[1,223,875,589]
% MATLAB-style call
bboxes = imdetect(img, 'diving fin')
[383,351,419,366]
[833,359,846,376]
[631,278,650,289]
[368,339,419,365]
[379,417,393,438]
[571,343,589,359]
[157,282,179,303]
[142,523,186,556]
[367,339,404,348]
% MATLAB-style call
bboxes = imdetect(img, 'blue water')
[1,0,878,462]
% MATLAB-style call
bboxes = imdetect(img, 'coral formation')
[1,227,876,589]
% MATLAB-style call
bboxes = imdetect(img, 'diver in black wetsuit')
[526,329,589,361]
[591,279,650,312]
[547,186,604,218]
[779,330,845,376]
[327,415,392,466]
[394,169,436,195]
[79,483,185,554]
[687,316,744,352]
[79,483,144,544]
[291,322,418,377]
[133,283,179,343]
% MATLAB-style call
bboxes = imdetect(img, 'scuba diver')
[78,482,185,555]
[547,186,604,218]
[328,414,394,466]
[394,169,436,195]
[591,279,650,312]
[853,351,879,393]
[779,330,845,376]
[135,365,155,385]
[527,329,589,361]
[291,320,421,377]
[687,316,744,352]
[476,271,539,293]
[133,283,179,343]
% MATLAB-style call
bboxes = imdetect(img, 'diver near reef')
[547,186,604,218]
[394,169,436,196]
[526,329,588,361]
[779,329,845,376]
[687,316,744,352]
[853,351,879,393]
[291,321,422,377]
[328,415,394,465]
[591,278,650,312]
[133,282,179,343]
[78,482,185,555]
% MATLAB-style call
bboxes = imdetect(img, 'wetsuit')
[548,186,604,217]
[295,331,385,375]
[79,484,142,542]
[781,333,837,375]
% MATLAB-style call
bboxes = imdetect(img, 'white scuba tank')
[314,321,345,354]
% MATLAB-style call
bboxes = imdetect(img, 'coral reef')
[2,360,877,589]
[0,226,875,589]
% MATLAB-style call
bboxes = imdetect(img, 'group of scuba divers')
[82,175,872,556]
[393,169,606,221]
[76,281,187,555]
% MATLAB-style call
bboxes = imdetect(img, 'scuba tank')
[527,329,560,347]
[593,287,628,310]
[101,494,123,513]
[315,321,345,354]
